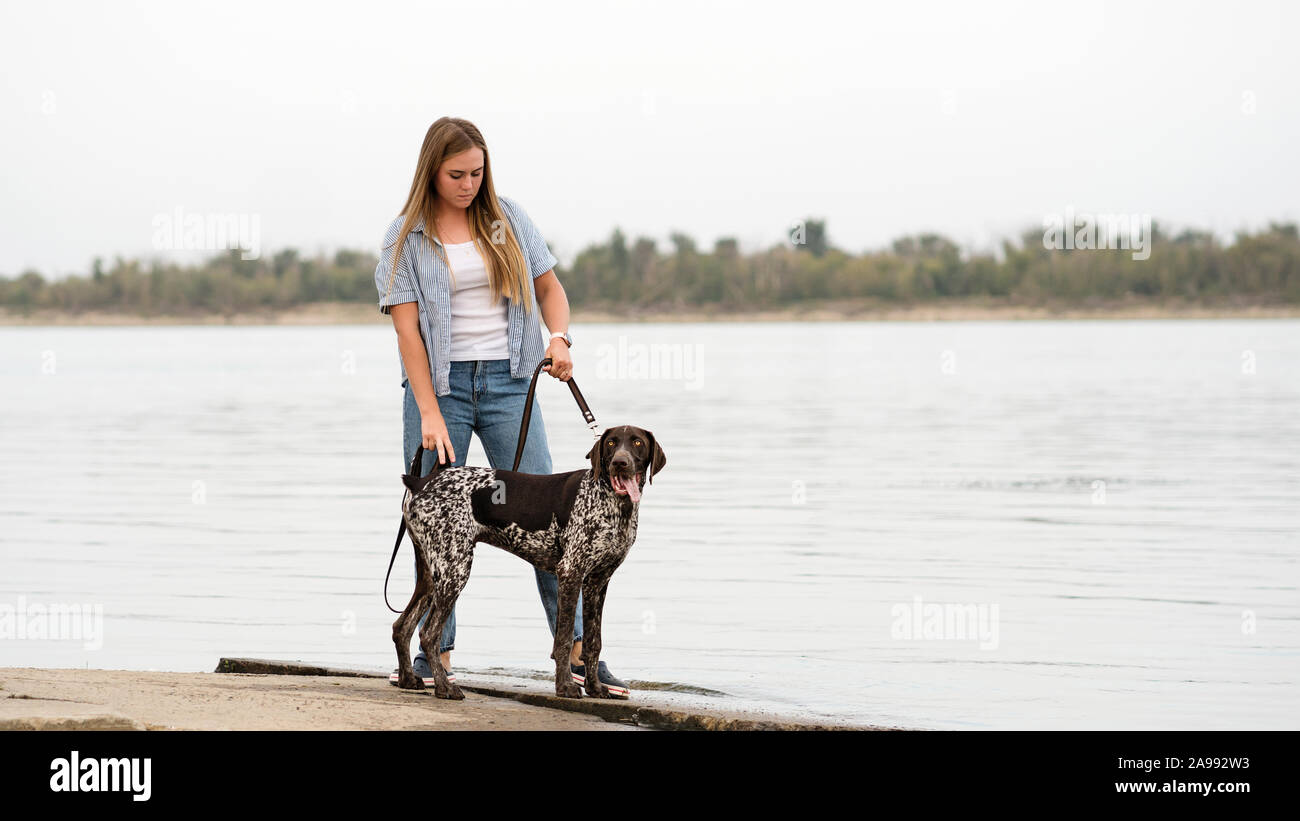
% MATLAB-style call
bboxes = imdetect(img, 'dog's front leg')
[580,574,613,698]
[552,570,584,698]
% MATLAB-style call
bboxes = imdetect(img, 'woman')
[374,117,628,698]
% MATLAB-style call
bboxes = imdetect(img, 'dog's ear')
[642,429,667,485]
[585,428,614,484]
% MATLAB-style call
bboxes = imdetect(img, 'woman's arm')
[390,302,455,464]
[534,270,573,381]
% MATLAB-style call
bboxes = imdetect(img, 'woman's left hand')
[543,339,573,381]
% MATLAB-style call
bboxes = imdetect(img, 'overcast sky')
[2,0,1297,277]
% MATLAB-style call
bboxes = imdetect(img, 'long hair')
[381,117,534,313]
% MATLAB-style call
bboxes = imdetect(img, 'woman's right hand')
[421,411,456,465]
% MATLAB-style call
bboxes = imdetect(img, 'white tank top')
[444,239,510,361]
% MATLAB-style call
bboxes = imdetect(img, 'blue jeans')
[402,358,583,658]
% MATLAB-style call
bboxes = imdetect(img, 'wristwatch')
[550,330,572,347]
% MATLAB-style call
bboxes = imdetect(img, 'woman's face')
[434,147,484,208]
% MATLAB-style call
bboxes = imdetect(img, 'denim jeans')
[402,358,583,658]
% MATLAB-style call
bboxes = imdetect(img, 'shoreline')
[2,300,1298,326]
[1,660,894,731]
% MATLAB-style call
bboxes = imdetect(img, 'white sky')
[1,0,1297,277]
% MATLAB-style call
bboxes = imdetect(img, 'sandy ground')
[2,300,1297,325]
[0,668,635,731]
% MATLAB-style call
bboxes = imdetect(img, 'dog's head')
[584,425,667,503]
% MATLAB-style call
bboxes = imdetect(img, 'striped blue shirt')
[374,196,559,395]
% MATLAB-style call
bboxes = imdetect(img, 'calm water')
[2,319,1297,729]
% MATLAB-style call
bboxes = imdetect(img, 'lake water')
[2,319,1297,729]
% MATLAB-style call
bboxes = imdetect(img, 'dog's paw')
[556,680,584,699]
[435,682,465,700]
[584,678,613,699]
[396,671,425,691]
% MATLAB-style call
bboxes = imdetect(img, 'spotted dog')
[392,425,667,699]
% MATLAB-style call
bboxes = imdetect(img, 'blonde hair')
[382,117,534,313]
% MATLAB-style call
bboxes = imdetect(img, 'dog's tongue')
[614,474,641,503]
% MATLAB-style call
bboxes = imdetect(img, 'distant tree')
[669,232,696,256]
[273,249,299,278]
[1173,229,1215,246]
[334,249,365,269]
[4,218,1299,316]
[609,228,629,280]
[794,218,829,257]
[13,270,47,308]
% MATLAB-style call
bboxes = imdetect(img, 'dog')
[392,425,666,699]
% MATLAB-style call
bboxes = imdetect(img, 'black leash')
[382,357,599,613]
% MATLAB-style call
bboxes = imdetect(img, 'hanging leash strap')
[383,357,600,613]
[383,442,434,613]
[513,357,599,471]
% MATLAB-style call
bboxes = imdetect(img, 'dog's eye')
[605,440,614,447]
[634,440,643,448]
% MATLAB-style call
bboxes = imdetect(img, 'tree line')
[2,220,1297,316]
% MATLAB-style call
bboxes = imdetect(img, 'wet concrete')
[216,657,905,730]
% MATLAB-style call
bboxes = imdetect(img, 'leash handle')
[512,357,600,470]
[565,377,597,426]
